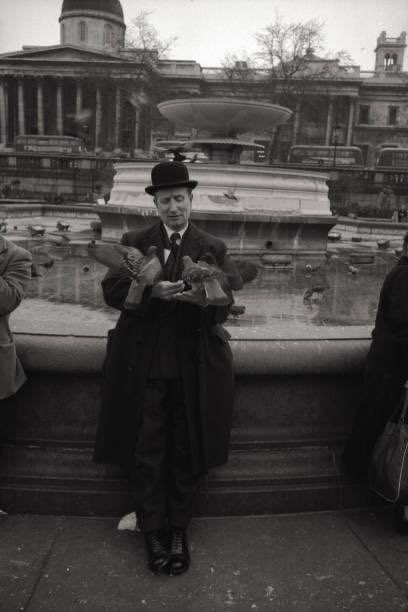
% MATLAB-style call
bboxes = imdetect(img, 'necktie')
[164,232,181,280]
[170,232,181,254]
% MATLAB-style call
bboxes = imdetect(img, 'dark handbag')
[369,380,408,503]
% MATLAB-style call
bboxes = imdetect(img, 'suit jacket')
[0,236,32,400]
[94,222,242,474]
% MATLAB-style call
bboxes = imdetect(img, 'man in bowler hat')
[94,161,242,575]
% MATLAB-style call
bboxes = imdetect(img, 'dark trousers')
[129,378,202,532]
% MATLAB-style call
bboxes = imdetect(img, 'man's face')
[154,186,192,231]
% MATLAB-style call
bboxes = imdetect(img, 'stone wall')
[0,332,374,516]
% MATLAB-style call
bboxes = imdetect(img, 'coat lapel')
[139,222,166,267]
[179,223,205,261]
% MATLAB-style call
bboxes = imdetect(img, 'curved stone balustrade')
[15,330,370,375]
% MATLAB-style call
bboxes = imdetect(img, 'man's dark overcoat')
[344,256,408,476]
[93,222,238,475]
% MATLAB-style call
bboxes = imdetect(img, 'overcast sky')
[0,0,407,70]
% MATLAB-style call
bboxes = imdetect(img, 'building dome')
[61,0,124,21]
[59,0,125,50]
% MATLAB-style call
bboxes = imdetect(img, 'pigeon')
[124,246,163,308]
[303,284,329,303]
[87,241,163,306]
[177,255,230,306]
[27,224,46,237]
[223,188,238,201]
[234,260,258,285]
[57,221,70,232]
[348,265,359,275]
[229,304,246,317]
[44,233,70,246]
[304,263,320,274]
[200,252,246,290]
[87,241,143,272]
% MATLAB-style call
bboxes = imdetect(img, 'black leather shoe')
[144,530,169,573]
[168,528,190,576]
[394,504,408,535]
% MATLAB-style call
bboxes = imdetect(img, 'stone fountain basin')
[158,98,292,135]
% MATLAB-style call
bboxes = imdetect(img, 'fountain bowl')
[158,98,292,135]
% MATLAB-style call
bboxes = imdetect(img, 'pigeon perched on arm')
[87,240,142,272]
[124,246,163,308]
[87,241,163,307]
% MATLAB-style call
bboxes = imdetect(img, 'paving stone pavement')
[1,508,408,611]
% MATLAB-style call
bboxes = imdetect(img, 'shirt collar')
[163,223,188,240]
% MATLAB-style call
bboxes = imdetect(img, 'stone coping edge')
[338,216,408,231]
[15,333,370,375]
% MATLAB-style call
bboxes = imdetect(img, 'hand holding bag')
[369,380,408,503]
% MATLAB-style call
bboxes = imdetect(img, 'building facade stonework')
[0,1,406,165]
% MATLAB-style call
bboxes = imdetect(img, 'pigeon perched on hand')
[176,255,230,306]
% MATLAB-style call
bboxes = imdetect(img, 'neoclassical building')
[0,0,407,165]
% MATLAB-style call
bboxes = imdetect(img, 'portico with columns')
[0,52,151,154]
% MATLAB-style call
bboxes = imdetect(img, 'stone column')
[325,97,334,146]
[76,80,83,115]
[346,97,356,146]
[37,79,44,135]
[114,83,121,153]
[17,79,26,135]
[95,85,102,151]
[0,80,7,146]
[134,106,141,153]
[56,79,64,135]
[292,100,301,145]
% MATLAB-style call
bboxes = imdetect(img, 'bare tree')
[255,14,328,102]
[253,15,355,162]
[126,10,177,65]
[221,52,256,91]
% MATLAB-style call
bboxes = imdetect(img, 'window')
[61,24,65,44]
[104,24,113,46]
[79,21,87,43]
[16,156,42,169]
[358,105,370,124]
[384,53,398,70]
[388,106,399,126]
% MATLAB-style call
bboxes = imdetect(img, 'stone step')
[0,442,375,517]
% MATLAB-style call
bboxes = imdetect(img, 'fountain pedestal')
[97,98,336,259]
[97,161,336,259]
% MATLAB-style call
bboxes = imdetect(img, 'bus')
[376,148,408,170]
[14,135,85,154]
[287,145,364,168]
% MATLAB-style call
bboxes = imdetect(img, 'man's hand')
[151,280,185,301]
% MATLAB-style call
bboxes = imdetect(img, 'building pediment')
[0,45,125,63]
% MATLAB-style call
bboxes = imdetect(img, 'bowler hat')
[145,161,198,195]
